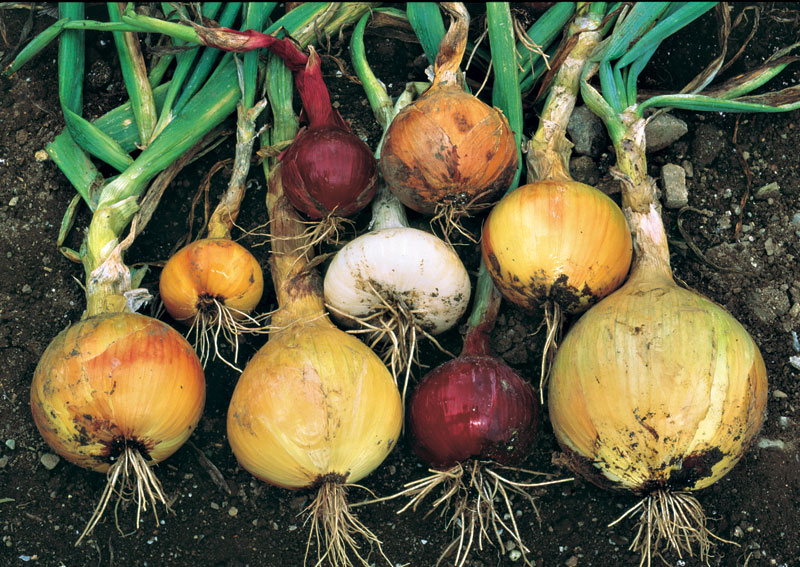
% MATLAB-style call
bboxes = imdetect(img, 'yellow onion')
[548,117,768,564]
[228,167,402,566]
[30,312,205,543]
[482,179,632,313]
[379,3,517,223]
[159,237,265,367]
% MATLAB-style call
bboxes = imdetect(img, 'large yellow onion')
[227,316,403,489]
[379,3,517,217]
[548,270,768,494]
[30,312,205,541]
[482,179,632,313]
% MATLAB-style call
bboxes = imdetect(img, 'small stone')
[507,549,522,562]
[772,389,788,399]
[565,556,579,567]
[9,196,18,207]
[691,123,726,166]
[764,238,776,256]
[661,164,688,209]
[0,455,9,468]
[734,526,744,538]
[35,150,49,162]
[228,506,238,517]
[757,438,786,450]
[645,112,688,152]
[210,502,220,510]
[21,284,32,294]
[5,439,15,450]
[681,160,694,178]
[567,105,606,157]
[754,182,781,200]
[749,286,791,324]
[40,453,60,470]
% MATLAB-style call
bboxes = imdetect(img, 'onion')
[159,238,265,367]
[378,267,567,565]
[550,64,770,562]
[481,9,631,399]
[379,3,517,235]
[30,312,205,544]
[227,160,402,565]
[324,26,470,393]
[159,97,268,369]
[279,46,377,222]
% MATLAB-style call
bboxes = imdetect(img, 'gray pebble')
[645,112,688,152]
[661,164,688,209]
[40,453,60,470]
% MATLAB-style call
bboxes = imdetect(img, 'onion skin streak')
[227,316,403,490]
[482,179,632,313]
[159,238,264,322]
[548,271,768,494]
[324,226,471,334]
[30,312,206,473]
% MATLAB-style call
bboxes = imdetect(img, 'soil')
[1,4,799,567]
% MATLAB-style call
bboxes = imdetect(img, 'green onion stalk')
[28,2,380,318]
[546,2,800,565]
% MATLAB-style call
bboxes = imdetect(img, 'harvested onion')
[159,94,268,369]
[481,8,630,399]
[31,312,205,544]
[380,2,517,234]
[228,151,402,565]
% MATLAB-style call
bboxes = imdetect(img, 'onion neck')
[527,10,603,184]
[267,166,328,329]
[431,2,469,89]
[294,47,348,131]
[370,184,409,230]
[462,263,502,358]
[612,112,674,283]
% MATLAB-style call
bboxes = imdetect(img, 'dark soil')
[1,4,799,567]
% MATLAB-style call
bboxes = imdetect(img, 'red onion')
[408,326,539,470]
[194,27,377,219]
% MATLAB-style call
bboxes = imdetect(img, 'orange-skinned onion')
[482,179,632,314]
[379,3,517,223]
[159,237,265,367]
[30,312,205,542]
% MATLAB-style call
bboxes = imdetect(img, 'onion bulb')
[228,167,402,566]
[380,277,568,566]
[30,312,205,544]
[159,93,268,370]
[280,47,377,224]
[482,179,631,314]
[380,3,517,235]
[159,237,265,368]
[481,9,629,400]
[548,117,768,564]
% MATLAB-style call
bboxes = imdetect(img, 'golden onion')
[228,167,402,566]
[380,3,517,223]
[548,116,768,564]
[482,179,632,313]
[30,312,205,542]
[159,237,265,367]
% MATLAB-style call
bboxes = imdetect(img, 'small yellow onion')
[159,237,265,367]
[482,179,632,313]
[379,3,517,223]
[30,312,205,543]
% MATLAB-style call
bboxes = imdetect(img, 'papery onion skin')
[159,238,264,322]
[548,276,768,495]
[30,312,206,473]
[380,85,518,215]
[227,318,403,490]
[323,227,471,334]
[482,179,632,313]
[280,126,378,219]
[408,333,538,470]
